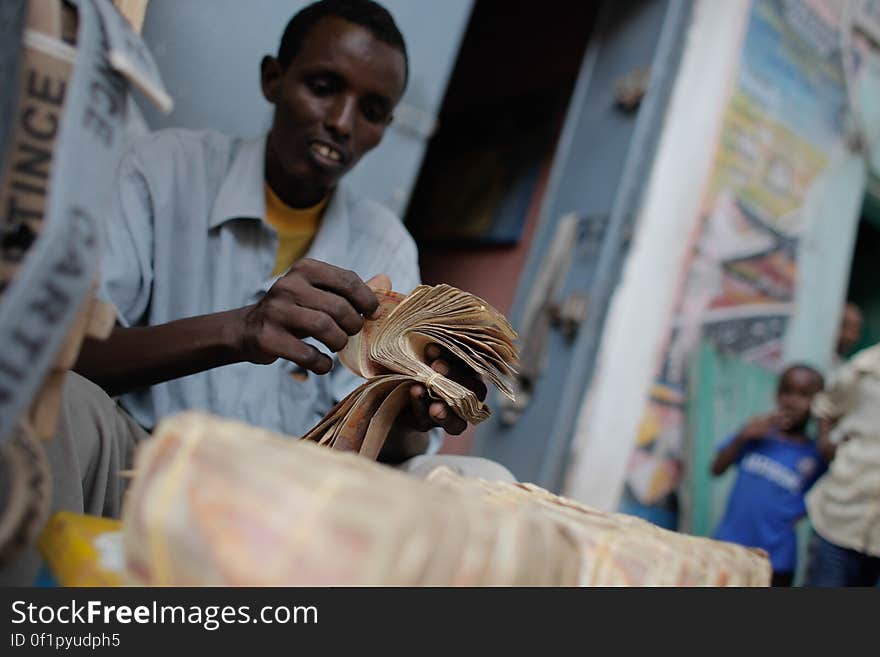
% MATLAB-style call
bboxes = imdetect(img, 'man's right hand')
[75,260,384,397]
[236,259,380,374]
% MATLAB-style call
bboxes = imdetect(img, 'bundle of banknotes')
[123,413,580,586]
[301,284,519,458]
[121,413,770,586]
[426,468,772,586]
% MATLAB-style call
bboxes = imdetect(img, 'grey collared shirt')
[99,128,433,447]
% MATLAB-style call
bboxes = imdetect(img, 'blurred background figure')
[710,365,826,587]
[804,341,880,587]
[834,302,864,369]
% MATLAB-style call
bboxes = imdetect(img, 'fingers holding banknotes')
[237,259,380,373]
[402,344,488,436]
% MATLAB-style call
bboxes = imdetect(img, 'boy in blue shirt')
[711,364,827,586]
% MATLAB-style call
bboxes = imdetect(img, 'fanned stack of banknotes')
[301,284,519,457]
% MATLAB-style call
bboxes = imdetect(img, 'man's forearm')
[73,309,245,397]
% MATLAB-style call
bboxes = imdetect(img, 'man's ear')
[260,55,283,104]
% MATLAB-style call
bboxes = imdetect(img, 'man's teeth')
[313,143,342,162]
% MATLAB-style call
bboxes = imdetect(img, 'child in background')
[711,364,827,586]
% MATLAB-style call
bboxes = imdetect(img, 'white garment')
[807,344,880,556]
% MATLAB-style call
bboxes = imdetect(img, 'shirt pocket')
[277,361,324,438]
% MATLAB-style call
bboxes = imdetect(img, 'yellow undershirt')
[264,183,327,277]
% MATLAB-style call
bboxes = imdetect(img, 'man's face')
[262,16,406,203]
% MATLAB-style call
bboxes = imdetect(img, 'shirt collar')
[208,135,351,265]
[208,135,267,229]
[304,182,349,267]
[256,188,351,293]
[209,133,351,275]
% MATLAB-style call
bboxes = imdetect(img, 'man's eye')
[307,77,335,95]
[361,102,388,123]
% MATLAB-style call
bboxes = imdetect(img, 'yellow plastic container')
[37,512,126,586]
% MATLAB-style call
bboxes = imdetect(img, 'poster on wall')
[619,0,849,528]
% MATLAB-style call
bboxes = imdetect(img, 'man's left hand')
[395,344,487,436]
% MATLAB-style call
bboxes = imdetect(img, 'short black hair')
[277,0,408,84]
[778,363,824,392]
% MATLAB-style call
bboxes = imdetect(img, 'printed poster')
[622,0,849,525]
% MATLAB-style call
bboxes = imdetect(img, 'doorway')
[405,0,598,315]
[403,0,598,455]
[845,187,880,354]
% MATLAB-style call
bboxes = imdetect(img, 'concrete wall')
[563,0,874,520]
[562,0,751,510]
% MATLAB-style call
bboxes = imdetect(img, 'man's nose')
[325,95,355,141]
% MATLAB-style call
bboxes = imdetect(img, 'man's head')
[260,0,408,207]
[775,364,824,431]
[836,302,863,357]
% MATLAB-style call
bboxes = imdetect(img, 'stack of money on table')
[123,413,579,586]
[122,413,770,587]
